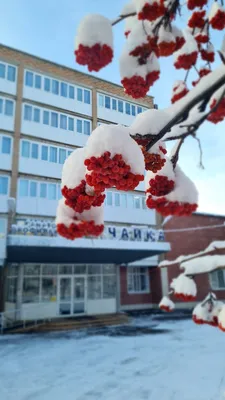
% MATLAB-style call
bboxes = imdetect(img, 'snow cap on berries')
[209,1,225,30]
[130,108,171,136]
[171,80,189,103]
[171,274,197,301]
[145,157,175,196]
[126,19,150,54]
[134,0,166,21]
[157,25,176,57]
[174,29,198,69]
[124,16,137,37]
[192,302,210,325]
[85,124,144,176]
[146,52,160,86]
[56,198,104,240]
[75,14,113,71]
[172,25,186,51]
[61,148,86,191]
[201,43,215,62]
[121,0,136,15]
[159,296,175,312]
[120,45,150,98]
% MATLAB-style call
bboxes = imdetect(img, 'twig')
[111,12,136,26]
[170,138,185,169]
[192,135,204,169]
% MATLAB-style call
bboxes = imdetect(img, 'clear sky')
[0,0,224,215]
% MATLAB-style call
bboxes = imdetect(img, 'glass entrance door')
[58,276,86,315]
[73,277,85,314]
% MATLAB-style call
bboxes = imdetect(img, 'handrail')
[0,302,56,334]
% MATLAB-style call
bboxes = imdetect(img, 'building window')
[30,181,37,197]
[69,85,75,99]
[68,117,74,131]
[41,145,48,161]
[84,89,91,104]
[98,94,104,107]
[31,143,38,159]
[21,141,30,158]
[50,147,57,163]
[77,119,82,133]
[25,71,32,87]
[88,276,101,299]
[19,179,29,197]
[43,110,49,125]
[77,88,83,102]
[59,148,66,164]
[103,275,116,298]
[106,191,113,206]
[134,196,141,209]
[127,267,149,293]
[35,75,41,89]
[40,183,47,198]
[0,98,3,113]
[23,278,40,303]
[24,105,32,121]
[5,100,13,116]
[120,193,127,208]
[142,197,147,210]
[105,96,111,109]
[0,63,5,79]
[52,79,59,95]
[51,112,58,128]
[33,108,40,123]
[137,106,142,114]
[60,82,68,98]
[115,193,120,207]
[210,270,225,290]
[131,105,136,116]
[112,99,117,110]
[25,71,33,87]
[83,120,90,135]
[2,136,11,154]
[127,194,134,208]
[6,276,17,303]
[118,100,123,113]
[60,114,67,130]
[41,277,56,302]
[125,103,130,115]
[0,176,8,195]
[7,65,16,82]
[48,183,56,200]
[44,77,51,92]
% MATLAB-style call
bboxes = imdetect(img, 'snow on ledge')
[159,240,225,267]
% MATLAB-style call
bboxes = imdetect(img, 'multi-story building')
[0,44,170,322]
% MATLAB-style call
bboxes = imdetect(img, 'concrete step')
[7,313,129,334]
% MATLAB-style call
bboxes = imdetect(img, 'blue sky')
[0,0,224,215]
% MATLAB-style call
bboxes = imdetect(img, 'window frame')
[0,175,9,196]
[127,267,150,294]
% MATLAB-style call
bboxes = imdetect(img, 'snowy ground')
[0,318,225,400]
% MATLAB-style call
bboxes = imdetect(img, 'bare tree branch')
[170,138,185,169]
[111,12,136,26]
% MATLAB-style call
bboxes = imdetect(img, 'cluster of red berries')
[142,146,166,172]
[188,10,206,28]
[209,8,225,30]
[85,151,144,191]
[192,314,218,327]
[201,48,215,62]
[75,43,113,72]
[138,1,166,22]
[174,292,196,302]
[207,98,225,124]
[159,304,173,312]
[57,220,104,240]
[174,51,198,70]
[195,31,208,44]
[122,75,150,99]
[146,196,198,216]
[147,175,175,196]
[187,0,207,10]
[62,180,105,213]
[158,40,176,57]
[192,67,210,87]
[171,83,189,104]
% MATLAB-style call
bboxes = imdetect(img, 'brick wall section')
[0,45,154,107]
[120,266,162,307]
[164,213,225,302]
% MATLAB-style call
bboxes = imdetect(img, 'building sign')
[10,219,165,243]
[103,225,164,242]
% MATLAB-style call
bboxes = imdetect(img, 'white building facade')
[0,45,170,322]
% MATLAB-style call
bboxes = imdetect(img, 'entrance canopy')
[7,235,170,264]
